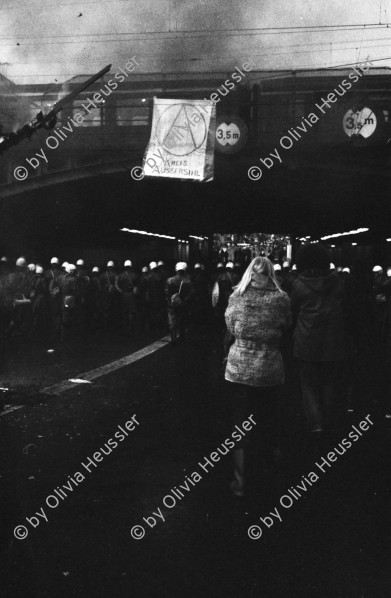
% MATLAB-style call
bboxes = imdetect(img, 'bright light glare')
[321,228,368,240]
[120,228,175,240]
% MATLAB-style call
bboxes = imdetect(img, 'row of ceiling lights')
[120,228,208,241]
[298,228,370,244]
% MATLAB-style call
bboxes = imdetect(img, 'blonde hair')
[235,257,283,295]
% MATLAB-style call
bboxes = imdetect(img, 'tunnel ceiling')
[0,157,390,251]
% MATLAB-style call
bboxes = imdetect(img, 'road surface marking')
[0,335,171,416]
[41,335,171,395]
[0,405,24,416]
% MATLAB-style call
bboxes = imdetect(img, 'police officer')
[115,260,138,335]
[191,263,209,325]
[147,261,164,329]
[165,262,193,345]
[45,257,62,339]
[60,263,77,340]
[9,257,31,340]
[89,266,102,330]
[138,266,150,332]
[29,265,49,340]
[372,265,387,340]
[156,260,169,326]
[100,261,117,330]
[75,259,90,336]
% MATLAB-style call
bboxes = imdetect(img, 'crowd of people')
[0,247,390,493]
[0,256,172,342]
[0,252,390,345]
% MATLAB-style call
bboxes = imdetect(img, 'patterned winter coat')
[224,275,291,387]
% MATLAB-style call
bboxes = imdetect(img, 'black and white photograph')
[0,1,390,596]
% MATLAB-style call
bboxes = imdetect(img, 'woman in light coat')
[225,257,291,496]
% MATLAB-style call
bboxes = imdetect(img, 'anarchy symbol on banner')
[156,104,207,157]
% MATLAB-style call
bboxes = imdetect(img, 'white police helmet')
[283,261,290,268]
[175,261,187,272]
[92,266,99,273]
[373,265,383,272]
[142,266,149,273]
[66,263,76,273]
[292,264,297,271]
[194,263,201,269]
[50,257,59,265]
[124,260,132,267]
[61,261,69,269]
[36,265,44,275]
[76,259,84,267]
[28,263,36,272]
[149,261,158,270]
[330,263,336,270]
[274,264,282,271]
[16,257,27,268]
[107,261,115,268]
[157,260,164,267]
[342,267,350,274]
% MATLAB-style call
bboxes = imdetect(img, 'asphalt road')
[0,325,390,597]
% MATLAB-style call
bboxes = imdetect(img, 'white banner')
[143,98,215,182]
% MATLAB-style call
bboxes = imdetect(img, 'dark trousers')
[298,360,339,432]
[227,381,281,456]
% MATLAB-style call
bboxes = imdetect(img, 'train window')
[72,99,102,127]
[116,101,149,127]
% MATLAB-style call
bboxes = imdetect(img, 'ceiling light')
[120,228,175,240]
[321,228,369,241]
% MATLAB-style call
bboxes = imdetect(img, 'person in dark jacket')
[115,260,138,336]
[224,257,291,496]
[291,245,347,437]
[213,261,240,332]
[382,268,391,418]
[59,263,77,340]
[148,262,164,329]
[191,263,209,325]
[100,261,117,330]
[156,260,169,325]
[372,265,387,342]
[45,257,62,340]
[165,262,193,345]
[29,265,50,340]
[138,266,150,332]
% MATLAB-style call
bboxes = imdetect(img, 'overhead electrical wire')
[1,23,391,44]
[5,54,391,80]
[3,35,391,64]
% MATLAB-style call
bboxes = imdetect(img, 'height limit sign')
[215,115,248,154]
